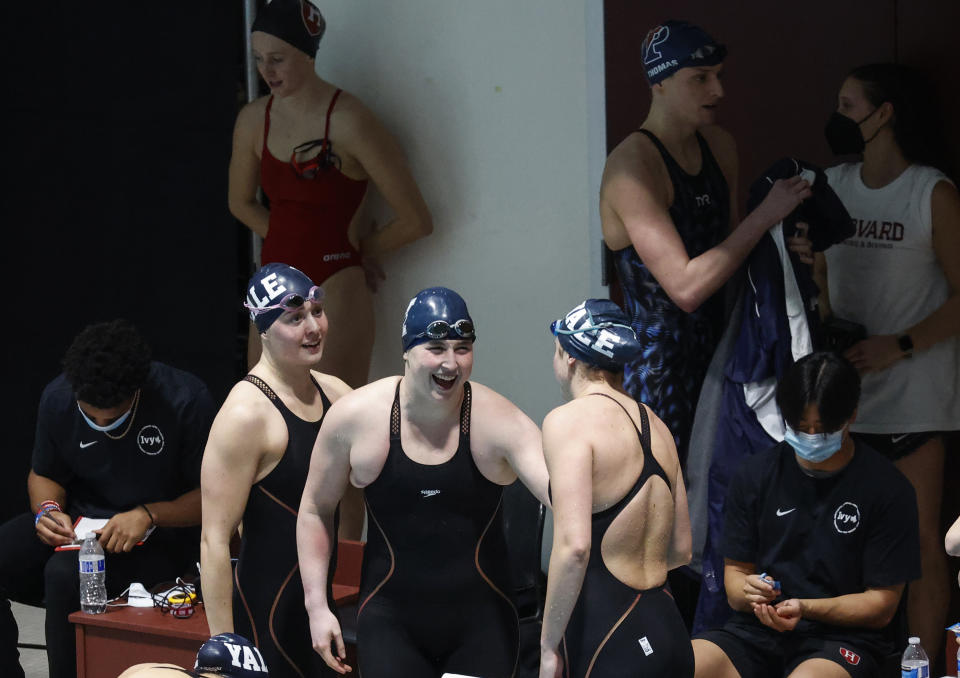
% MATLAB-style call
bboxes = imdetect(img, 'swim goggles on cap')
[550,319,634,336]
[244,285,324,315]
[412,319,475,342]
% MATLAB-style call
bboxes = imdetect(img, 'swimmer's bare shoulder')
[600,132,673,249]
[117,663,217,678]
[233,95,270,152]
[467,380,539,449]
[310,371,353,404]
[317,376,398,439]
[316,377,397,486]
[542,395,593,433]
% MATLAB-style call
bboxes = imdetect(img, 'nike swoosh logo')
[890,433,910,444]
[776,507,796,516]
[80,441,98,449]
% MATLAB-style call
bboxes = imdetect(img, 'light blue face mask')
[77,400,133,432]
[783,423,843,463]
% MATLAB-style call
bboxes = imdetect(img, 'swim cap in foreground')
[252,0,326,58]
[551,299,642,372]
[244,263,321,333]
[642,20,726,85]
[402,287,476,351]
[195,633,269,677]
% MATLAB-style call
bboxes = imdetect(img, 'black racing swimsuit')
[613,129,729,464]
[357,381,519,677]
[562,394,694,678]
[232,375,336,678]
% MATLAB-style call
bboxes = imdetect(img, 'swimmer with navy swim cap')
[201,262,353,678]
[116,633,269,678]
[298,288,551,677]
[551,299,643,373]
[244,262,323,334]
[401,286,476,352]
[601,18,811,629]
[641,20,726,85]
[542,299,695,678]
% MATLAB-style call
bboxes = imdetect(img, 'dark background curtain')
[2,2,248,520]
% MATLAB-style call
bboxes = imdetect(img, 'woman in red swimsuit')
[228,0,432,393]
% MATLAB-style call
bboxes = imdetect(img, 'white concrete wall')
[316,0,606,424]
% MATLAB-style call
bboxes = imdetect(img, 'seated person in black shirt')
[692,352,920,678]
[0,320,215,678]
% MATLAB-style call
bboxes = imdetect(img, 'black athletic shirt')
[31,362,214,518]
[721,440,920,654]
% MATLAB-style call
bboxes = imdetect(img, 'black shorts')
[853,431,940,462]
[696,623,879,678]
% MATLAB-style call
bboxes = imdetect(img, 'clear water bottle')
[900,636,929,678]
[78,535,107,614]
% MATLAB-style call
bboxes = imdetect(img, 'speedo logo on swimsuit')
[322,251,352,262]
[420,489,441,498]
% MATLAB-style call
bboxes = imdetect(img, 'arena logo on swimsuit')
[246,273,288,309]
[221,641,268,673]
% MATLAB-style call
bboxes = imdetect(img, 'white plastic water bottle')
[900,636,929,678]
[78,535,107,614]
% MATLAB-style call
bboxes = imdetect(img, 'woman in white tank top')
[815,63,960,662]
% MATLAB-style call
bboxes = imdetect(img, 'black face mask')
[824,108,880,155]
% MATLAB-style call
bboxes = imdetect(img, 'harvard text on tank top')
[850,218,904,241]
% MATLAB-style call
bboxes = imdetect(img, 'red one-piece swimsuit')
[260,89,369,283]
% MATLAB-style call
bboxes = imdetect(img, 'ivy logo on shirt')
[833,502,861,534]
[137,425,165,456]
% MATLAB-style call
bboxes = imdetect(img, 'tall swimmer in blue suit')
[539,299,693,678]
[600,20,812,465]
[298,287,550,677]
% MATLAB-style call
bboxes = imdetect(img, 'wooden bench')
[70,540,364,678]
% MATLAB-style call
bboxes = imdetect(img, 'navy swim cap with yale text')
[244,263,321,333]
[195,633,269,678]
[641,20,726,85]
[551,299,642,372]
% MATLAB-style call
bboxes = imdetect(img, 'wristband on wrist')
[140,504,156,527]
[34,501,62,526]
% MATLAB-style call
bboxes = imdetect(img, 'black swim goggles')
[244,286,325,315]
[412,319,476,342]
